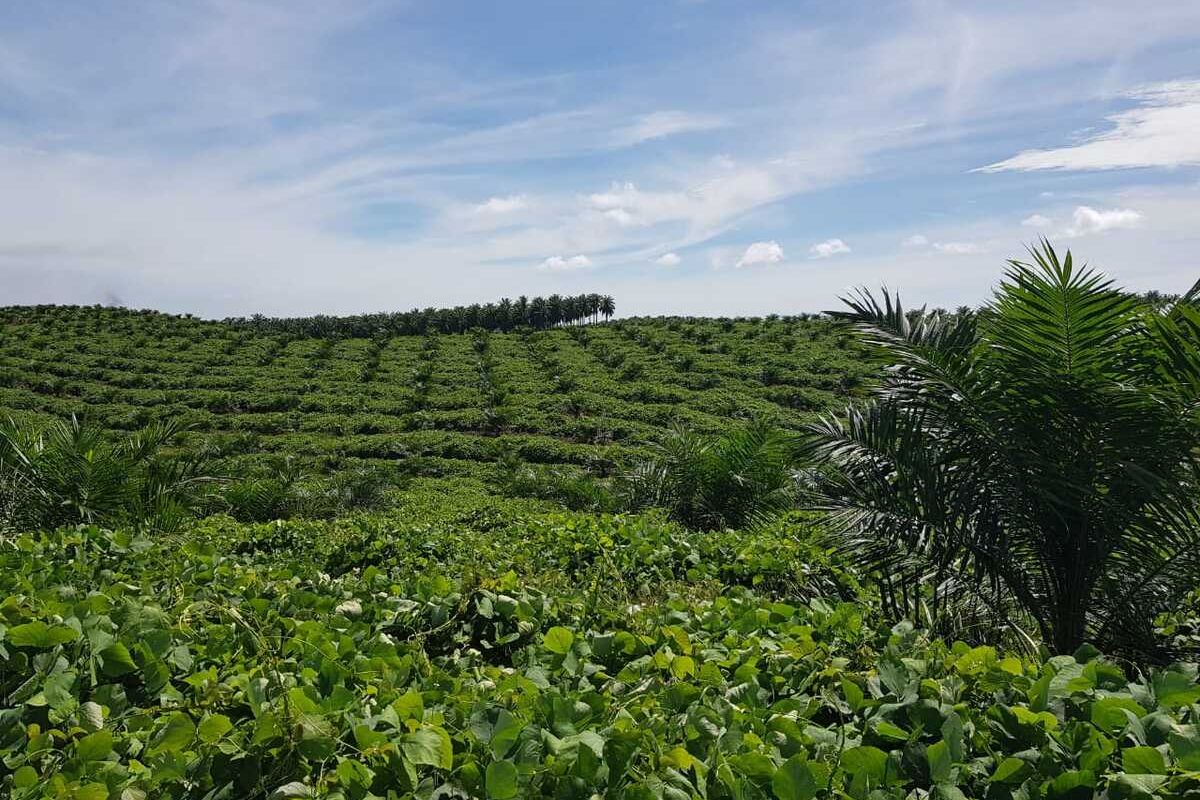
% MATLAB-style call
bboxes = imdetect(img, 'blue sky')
[2,1,1199,317]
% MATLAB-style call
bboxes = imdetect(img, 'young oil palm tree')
[0,415,214,533]
[622,416,797,530]
[804,240,1200,659]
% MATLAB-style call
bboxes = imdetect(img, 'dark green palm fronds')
[622,417,797,530]
[0,415,215,534]
[805,240,1200,659]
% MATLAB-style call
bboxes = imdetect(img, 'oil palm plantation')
[804,241,1200,659]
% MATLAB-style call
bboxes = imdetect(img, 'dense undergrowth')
[2,486,1199,799]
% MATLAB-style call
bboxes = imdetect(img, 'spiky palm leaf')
[805,240,1200,659]
[623,417,797,530]
[0,415,215,534]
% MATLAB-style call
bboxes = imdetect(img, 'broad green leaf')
[489,709,523,759]
[8,621,79,648]
[670,655,696,680]
[393,688,424,721]
[76,784,108,800]
[927,740,952,784]
[42,670,77,712]
[401,726,453,770]
[1044,770,1095,800]
[953,645,996,677]
[990,757,1030,784]
[1121,746,1166,775]
[565,730,606,759]
[1169,727,1200,770]
[1153,670,1200,709]
[773,754,819,800]
[841,677,864,711]
[336,759,374,791]
[1091,696,1147,733]
[877,658,909,695]
[269,782,313,799]
[76,730,113,761]
[941,712,964,762]
[933,785,968,800]
[662,746,703,775]
[841,746,888,783]
[80,701,104,732]
[1107,773,1168,800]
[998,657,1024,676]
[731,752,776,778]
[486,760,519,800]
[199,713,234,743]
[543,626,574,655]
[148,712,195,756]
[13,766,38,788]
[1011,706,1059,730]
[873,720,909,741]
[99,642,138,676]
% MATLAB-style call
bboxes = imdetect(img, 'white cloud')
[1062,206,1142,238]
[4,2,1199,318]
[586,182,686,229]
[901,234,929,247]
[654,252,681,267]
[933,241,982,255]
[613,111,728,146]
[602,207,638,227]
[1021,214,1052,227]
[538,254,593,271]
[474,194,528,214]
[808,238,851,259]
[736,240,785,268]
[978,80,1200,172]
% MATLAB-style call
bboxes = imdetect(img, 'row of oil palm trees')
[0,417,394,534]
[226,293,616,339]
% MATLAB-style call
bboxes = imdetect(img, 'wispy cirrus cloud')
[978,80,1200,172]
[475,195,528,214]
[612,111,728,146]
[933,241,983,255]
[2,1,1199,316]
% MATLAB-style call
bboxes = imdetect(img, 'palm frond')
[807,239,1200,659]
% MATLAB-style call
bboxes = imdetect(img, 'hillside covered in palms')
[2,244,1200,800]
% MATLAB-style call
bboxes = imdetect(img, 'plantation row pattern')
[0,305,868,488]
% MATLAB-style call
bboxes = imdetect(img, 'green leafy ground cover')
[2,484,1199,799]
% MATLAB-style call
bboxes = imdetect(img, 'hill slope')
[0,305,867,489]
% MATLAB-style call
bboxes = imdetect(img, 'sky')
[1,1,1198,318]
